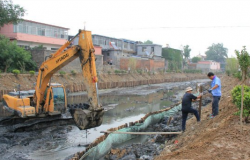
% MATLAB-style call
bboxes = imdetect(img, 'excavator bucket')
[69,106,104,130]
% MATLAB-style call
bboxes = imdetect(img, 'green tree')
[162,48,182,71]
[235,46,250,131]
[225,58,238,76]
[205,43,228,62]
[183,45,191,60]
[0,0,25,28]
[235,46,250,80]
[191,56,201,63]
[143,40,153,44]
[0,35,37,72]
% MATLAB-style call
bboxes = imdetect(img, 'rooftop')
[23,19,69,30]
[92,34,122,41]
[137,44,162,46]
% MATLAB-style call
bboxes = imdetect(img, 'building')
[92,34,137,66]
[196,53,206,60]
[68,35,103,71]
[137,44,162,57]
[0,19,69,50]
[197,60,220,71]
[187,63,197,70]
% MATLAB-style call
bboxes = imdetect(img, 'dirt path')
[155,76,250,160]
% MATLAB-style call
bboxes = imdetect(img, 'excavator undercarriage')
[2,30,104,131]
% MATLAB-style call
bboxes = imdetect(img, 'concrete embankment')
[0,73,206,101]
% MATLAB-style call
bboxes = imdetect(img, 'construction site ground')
[155,76,250,160]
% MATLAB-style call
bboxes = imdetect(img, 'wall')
[17,41,63,50]
[197,61,220,71]
[0,24,16,38]
[0,24,67,46]
[31,50,103,72]
[137,45,162,57]
[92,35,123,50]
[120,58,165,71]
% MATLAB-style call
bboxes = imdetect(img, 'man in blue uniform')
[207,72,221,118]
[182,87,202,132]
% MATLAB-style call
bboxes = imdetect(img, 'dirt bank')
[0,72,206,100]
[155,76,250,160]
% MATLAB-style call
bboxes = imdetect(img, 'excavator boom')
[3,30,104,130]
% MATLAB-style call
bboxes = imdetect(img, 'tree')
[225,58,238,76]
[191,57,201,63]
[0,35,37,72]
[143,40,153,44]
[205,43,228,62]
[183,45,191,60]
[0,0,25,28]
[235,46,250,132]
[162,48,182,71]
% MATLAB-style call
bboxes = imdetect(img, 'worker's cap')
[185,87,193,92]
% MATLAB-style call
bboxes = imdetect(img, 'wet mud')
[0,79,210,160]
[104,96,212,160]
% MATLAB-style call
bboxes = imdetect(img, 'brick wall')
[120,58,165,71]
[31,50,103,73]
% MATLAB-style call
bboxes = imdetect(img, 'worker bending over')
[182,87,202,132]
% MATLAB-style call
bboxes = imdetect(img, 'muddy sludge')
[103,96,212,160]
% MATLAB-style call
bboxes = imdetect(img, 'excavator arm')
[34,30,104,129]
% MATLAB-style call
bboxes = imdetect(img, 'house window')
[124,42,128,49]
[151,47,154,52]
[51,48,59,51]
[117,41,122,48]
[130,43,134,50]
[142,47,146,52]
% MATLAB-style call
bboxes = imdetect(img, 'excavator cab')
[43,83,67,115]
[2,30,104,131]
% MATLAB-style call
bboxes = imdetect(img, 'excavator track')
[0,115,74,132]
[0,103,102,132]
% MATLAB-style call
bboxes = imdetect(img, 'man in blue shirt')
[207,72,221,118]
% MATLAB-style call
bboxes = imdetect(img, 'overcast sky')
[12,0,250,57]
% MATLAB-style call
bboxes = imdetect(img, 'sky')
[12,0,250,58]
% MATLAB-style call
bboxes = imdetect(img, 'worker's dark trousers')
[212,96,221,116]
[182,108,200,131]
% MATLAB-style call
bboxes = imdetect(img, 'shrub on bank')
[71,70,76,76]
[183,69,202,73]
[29,70,35,76]
[59,71,66,76]
[12,69,20,75]
[114,70,127,74]
[231,85,250,122]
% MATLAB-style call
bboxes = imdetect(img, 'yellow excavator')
[2,29,104,130]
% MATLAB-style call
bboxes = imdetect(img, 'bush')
[108,71,111,74]
[59,71,66,75]
[12,69,20,75]
[29,70,35,75]
[136,69,143,74]
[114,70,120,74]
[183,69,202,73]
[71,70,76,76]
[114,70,127,74]
[231,85,250,122]
[233,71,241,80]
